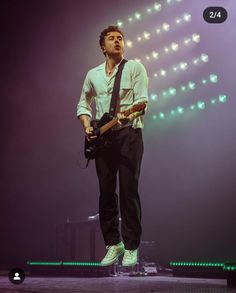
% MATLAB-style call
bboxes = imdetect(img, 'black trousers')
[95,126,143,250]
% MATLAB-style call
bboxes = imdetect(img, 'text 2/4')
[203,7,228,23]
[210,11,221,19]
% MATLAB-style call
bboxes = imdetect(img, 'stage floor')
[0,275,233,293]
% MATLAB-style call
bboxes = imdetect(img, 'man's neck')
[105,55,123,72]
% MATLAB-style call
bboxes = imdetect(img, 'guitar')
[84,101,147,160]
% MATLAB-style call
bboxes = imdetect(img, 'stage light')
[202,79,207,84]
[201,53,209,62]
[154,2,162,11]
[126,40,133,48]
[197,101,205,110]
[137,36,142,42]
[117,20,123,28]
[159,112,165,119]
[171,42,179,51]
[164,47,170,53]
[135,12,141,20]
[151,94,158,101]
[162,22,170,31]
[190,105,195,110]
[170,110,176,115]
[173,66,178,72]
[169,88,177,96]
[128,17,133,22]
[211,99,217,104]
[146,55,151,61]
[180,62,188,70]
[177,107,184,114]
[156,28,161,34]
[154,73,158,78]
[163,91,168,97]
[152,114,158,120]
[184,38,191,45]
[184,13,191,22]
[152,51,159,59]
[192,33,200,43]
[181,85,187,91]
[176,18,181,24]
[188,81,196,90]
[210,74,218,83]
[143,31,151,39]
[160,69,167,76]
[219,94,227,103]
[193,58,199,64]
[147,7,152,13]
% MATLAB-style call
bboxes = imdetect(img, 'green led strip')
[27,261,62,266]
[62,262,101,266]
[27,261,102,267]
[223,265,236,271]
[170,261,224,267]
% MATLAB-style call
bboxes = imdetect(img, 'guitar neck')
[99,109,132,135]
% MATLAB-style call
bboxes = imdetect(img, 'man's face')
[102,31,124,57]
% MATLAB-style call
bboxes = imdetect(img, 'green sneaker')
[122,249,138,266]
[100,242,125,266]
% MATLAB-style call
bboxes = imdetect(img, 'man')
[77,25,148,266]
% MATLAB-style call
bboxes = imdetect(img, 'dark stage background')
[1,0,236,267]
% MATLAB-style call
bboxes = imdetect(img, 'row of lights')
[151,74,219,101]
[125,13,191,47]
[152,94,227,120]
[131,33,200,63]
[148,53,209,79]
[116,0,183,28]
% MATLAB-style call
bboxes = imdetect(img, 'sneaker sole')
[100,249,125,266]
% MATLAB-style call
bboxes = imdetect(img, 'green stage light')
[152,114,158,120]
[211,99,217,104]
[190,105,195,110]
[188,81,196,90]
[177,106,184,114]
[117,20,123,28]
[135,12,141,20]
[154,2,162,11]
[162,91,168,97]
[201,53,209,62]
[170,110,176,115]
[159,112,165,119]
[210,74,218,83]
[219,94,227,103]
[169,88,177,96]
[151,94,158,101]
[197,101,206,110]
[202,79,207,84]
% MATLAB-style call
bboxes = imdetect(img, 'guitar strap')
[109,59,128,117]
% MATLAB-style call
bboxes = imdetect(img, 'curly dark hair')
[99,25,124,56]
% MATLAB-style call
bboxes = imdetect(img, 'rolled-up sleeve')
[132,62,148,104]
[77,71,94,118]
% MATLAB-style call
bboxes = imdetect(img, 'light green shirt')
[77,59,148,128]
